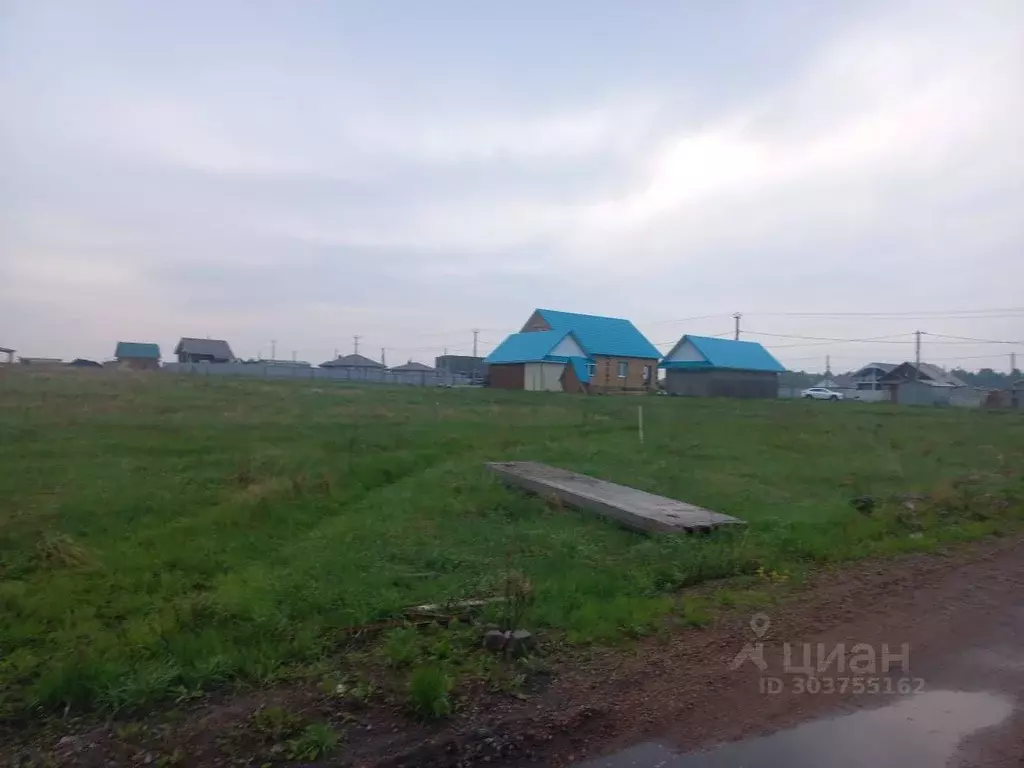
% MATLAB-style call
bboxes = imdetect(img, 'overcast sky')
[2,0,1022,370]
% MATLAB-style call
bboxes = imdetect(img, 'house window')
[642,365,652,384]
[617,361,628,378]
[586,362,596,377]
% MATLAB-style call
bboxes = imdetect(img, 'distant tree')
[951,367,1014,389]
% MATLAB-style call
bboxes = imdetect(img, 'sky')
[2,0,1022,371]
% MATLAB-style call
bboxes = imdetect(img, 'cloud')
[1,0,1021,368]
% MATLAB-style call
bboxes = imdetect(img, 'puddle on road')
[576,690,1014,768]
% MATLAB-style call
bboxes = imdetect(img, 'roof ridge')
[538,308,633,323]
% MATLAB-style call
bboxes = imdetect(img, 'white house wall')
[548,334,585,358]
[524,363,566,391]
[664,339,706,363]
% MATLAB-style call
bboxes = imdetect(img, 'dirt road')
[519,535,1024,768]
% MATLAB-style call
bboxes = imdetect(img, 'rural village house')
[851,362,898,391]
[320,353,385,370]
[114,341,161,370]
[389,361,435,372]
[486,309,660,394]
[175,337,234,364]
[660,335,785,399]
[878,362,970,406]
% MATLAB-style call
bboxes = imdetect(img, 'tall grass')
[1,371,1021,717]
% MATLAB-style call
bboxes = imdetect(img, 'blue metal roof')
[567,356,592,383]
[485,330,575,364]
[535,309,660,359]
[661,335,785,373]
[115,341,160,359]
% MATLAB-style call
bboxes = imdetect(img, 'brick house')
[486,309,660,394]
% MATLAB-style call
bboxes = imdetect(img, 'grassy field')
[1,371,1022,719]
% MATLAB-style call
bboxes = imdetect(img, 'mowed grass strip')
[0,371,1022,717]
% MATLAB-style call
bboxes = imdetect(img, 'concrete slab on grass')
[486,461,744,534]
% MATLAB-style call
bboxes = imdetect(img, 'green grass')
[408,665,453,719]
[1,371,1022,718]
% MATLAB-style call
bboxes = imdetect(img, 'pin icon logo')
[730,611,771,672]
[750,613,770,638]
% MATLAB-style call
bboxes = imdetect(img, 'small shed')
[115,341,161,370]
[175,338,234,364]
[0,347,14,364]
[660,336,785,398]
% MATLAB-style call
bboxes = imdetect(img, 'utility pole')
[826,355,831,378]
[353,335,361,355]
[292,350,296,362]
[733,312,742,341]
[381,347,386,367]
[271,339,276,360]
[914,330,922,380]
[333,347,338,359]
[472,329,479,358]
[1012,352,1017,375]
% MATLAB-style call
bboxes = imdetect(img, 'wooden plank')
[486,461,744,534]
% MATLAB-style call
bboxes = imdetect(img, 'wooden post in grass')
[638,405,645,444]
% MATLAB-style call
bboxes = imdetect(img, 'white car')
[801,387,844,401]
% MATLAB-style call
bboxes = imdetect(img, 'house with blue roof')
[661,335,785,399]
[114,341,161,370]
[485,309,660,393]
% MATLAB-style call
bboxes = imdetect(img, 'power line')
[652,331,734,347]
[643,313,735,327]
[744,331,915,348]
[745,330,915,342]
[747,307,1024,318]
[923,332,1023,345]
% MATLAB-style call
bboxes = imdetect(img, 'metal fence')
[161,362,475,387]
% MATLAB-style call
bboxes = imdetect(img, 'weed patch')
[408,665,453,719]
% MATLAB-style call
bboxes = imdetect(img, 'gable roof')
[321,353,385,369]
[390,361,435,372]
[485,329,584,364]
[175,337,234,359]
[880,361,967,388]
[916,362,968,387]
[532,309,660,359]
[661,335,786,373]
[115,341,160,359]
[853,362,897,378]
